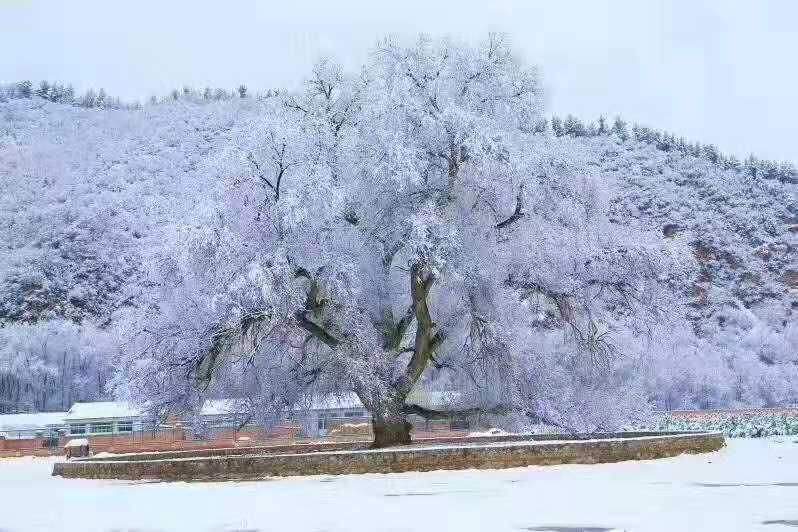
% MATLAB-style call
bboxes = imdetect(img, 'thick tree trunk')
[370,415,412,448]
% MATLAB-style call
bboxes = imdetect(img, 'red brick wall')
[0,437,58,457]
[0,437,44,451]
[1,424,355,457]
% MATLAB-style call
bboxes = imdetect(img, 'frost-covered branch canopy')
[124,35,694,446]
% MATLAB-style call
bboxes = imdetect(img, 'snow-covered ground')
[1,438,797,532]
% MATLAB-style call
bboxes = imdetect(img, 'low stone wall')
[53,431,723,481]
[70,431,706,463]
[73,439,371,463]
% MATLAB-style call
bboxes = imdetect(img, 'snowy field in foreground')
[1,438,797,532]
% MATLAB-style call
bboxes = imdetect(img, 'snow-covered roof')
[302,393,364,411]
[405,389,463,411]
[200,399,250,417]
[197,389,464,418]
[300,390,464,411]
[200,394,366,417]
[64,402,143,422]
[0,412,67,433]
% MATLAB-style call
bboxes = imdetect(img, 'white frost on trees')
[119,36,695,443]
[1,36,794,435]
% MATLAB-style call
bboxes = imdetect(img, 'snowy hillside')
[0,92,795,413]
[0,97,259,323]
[578,135,796,333]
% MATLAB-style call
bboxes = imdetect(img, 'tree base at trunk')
[371,418,412,448]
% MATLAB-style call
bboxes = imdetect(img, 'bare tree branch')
[401,402,511,420]
[294,310,340,349]
[496,183,525,229]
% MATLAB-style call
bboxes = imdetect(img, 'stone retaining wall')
[53,432,723,481]
[71,431,704,463]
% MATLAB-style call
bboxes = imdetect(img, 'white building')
[198,389,467,437]
[0,412,66,440]
[195,399,253,438]
[197,394,369,437]
[63,402,148,436]
[1,388,466,442]
[293,394,369,437]
[199,399,250,424]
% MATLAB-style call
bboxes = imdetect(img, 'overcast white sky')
[2,0,796,162]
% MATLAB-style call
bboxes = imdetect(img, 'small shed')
[64,438,90,459]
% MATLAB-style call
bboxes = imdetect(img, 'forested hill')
[0,92,795,413]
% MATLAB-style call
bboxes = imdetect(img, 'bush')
[657,413,798,438]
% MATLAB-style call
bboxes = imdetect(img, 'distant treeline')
[537,114,797,184]
[0,80,133,109]
[0,80,278,109]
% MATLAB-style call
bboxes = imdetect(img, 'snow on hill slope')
[0,97,258,323]
[0,96,795,410]
[587,135,796,328]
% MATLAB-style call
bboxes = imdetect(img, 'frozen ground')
[1,438,797,532]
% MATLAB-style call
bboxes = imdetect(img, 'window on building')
[344,410,365,418]
[116,421,133,433]
[69,424,86,435]
[90,423,113,434]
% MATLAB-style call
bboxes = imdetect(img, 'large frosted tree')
[122,36,691,446]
